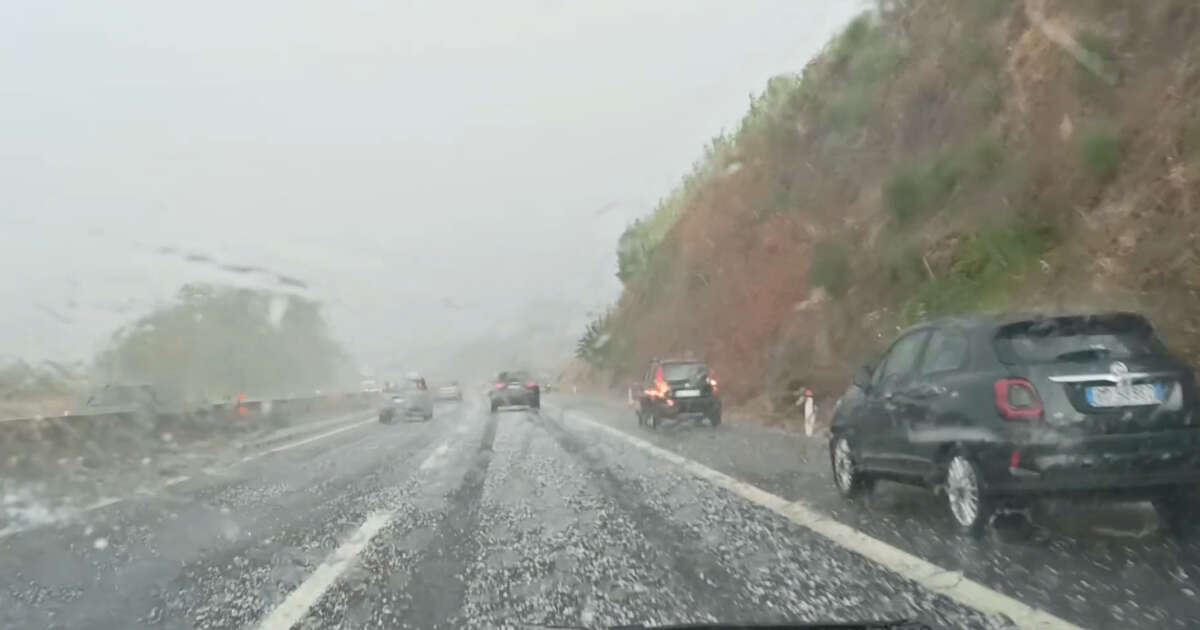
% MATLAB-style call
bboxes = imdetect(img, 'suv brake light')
[493,382,504,389]
[994,378,1043,421]
[525,381,537,388]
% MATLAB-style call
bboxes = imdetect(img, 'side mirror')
[852,364,873,390]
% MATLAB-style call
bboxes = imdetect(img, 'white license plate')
[507,384,523,390]
[674,389,700,398]
[1087,384,1162,407]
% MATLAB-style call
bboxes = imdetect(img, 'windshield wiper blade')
[1054,347,1111,362]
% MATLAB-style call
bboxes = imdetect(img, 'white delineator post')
[802,389,817,437]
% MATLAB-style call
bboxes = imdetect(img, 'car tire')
[1153,486,1199,537]
[830,436,873,498]
[530,397,540,410]
[490,401,498,413]
[636,410,644,426]
[709,408,722,428]
[945,453,994,537]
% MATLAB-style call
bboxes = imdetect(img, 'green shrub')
[886,137,1009,224]
[1080,126,1122,182]
[969,136,1006,177]
[575,311,612,366]
[831,16,872,68]
[886,244,929,290]
[885,170,924,224]
[1182,116,1200,163]
[899,224,1055,325]
[824,84,875,133]
[884,158,963,224]
[809,240,853,298]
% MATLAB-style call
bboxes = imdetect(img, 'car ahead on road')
[635,359,721,429]
[489,370,539,412]
[830,312,1200,536]
[435,381,463,401]
[379,375,434,423]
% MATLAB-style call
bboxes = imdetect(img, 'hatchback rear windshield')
[661,362,708,380]
[993,314,1167,364]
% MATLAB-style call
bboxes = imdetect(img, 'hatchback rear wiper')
[1054,347,1111,362]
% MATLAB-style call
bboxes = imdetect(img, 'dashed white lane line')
[255,511,393,630]
[241,417,376,462]
[558,405,1086,630]
[255,433,469,629]
[164,475,191,487]
[419,442,450,470]
[82,497,123,512]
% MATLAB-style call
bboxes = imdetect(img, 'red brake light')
[994,378,1043,421]
[525,381,537,388]
[493,382,504,389]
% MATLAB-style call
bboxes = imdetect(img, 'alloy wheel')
[947,456,981,528]
[833,438,856,492]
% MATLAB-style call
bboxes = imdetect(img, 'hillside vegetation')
[578,0,1200,420]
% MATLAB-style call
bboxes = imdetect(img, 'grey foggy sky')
[1,1,861,370]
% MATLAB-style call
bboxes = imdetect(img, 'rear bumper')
[655,396,720,419]
[978,428,1200,496]
[490,390,538,405]
[382,404,428,416]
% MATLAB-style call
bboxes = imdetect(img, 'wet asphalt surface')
[0,394,1195,629]
[556,396,1200,630]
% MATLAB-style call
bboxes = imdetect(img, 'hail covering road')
[2,394,1198,629]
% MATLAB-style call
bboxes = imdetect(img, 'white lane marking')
[242,417,375,462]
[82,497,123,512]
[256,432,467,628]
[559,406,1086,630]
[419,443,450,470]
[164,475,190,487]
[255,511,393,630]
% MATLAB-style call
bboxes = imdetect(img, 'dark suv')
[635,359,721,429]
[490,370,539,412]
[830,312,1200,535]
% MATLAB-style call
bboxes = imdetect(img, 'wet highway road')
[0,395,1193,629]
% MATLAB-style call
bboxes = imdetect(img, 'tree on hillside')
[575,311,612,367]
[92,284,353,400]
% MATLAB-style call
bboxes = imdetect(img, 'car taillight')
[493,382,504,389]
[994,378,1042,421]
[525,381,537,388]
[645,378,670,398]
[708,377,718,392]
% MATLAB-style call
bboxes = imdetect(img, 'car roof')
[656,358,707,366]
[899,311,1151,337]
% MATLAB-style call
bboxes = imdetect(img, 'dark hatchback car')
[490,370,540,412]
[635,359,721,429]
[830,312,1200,535]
